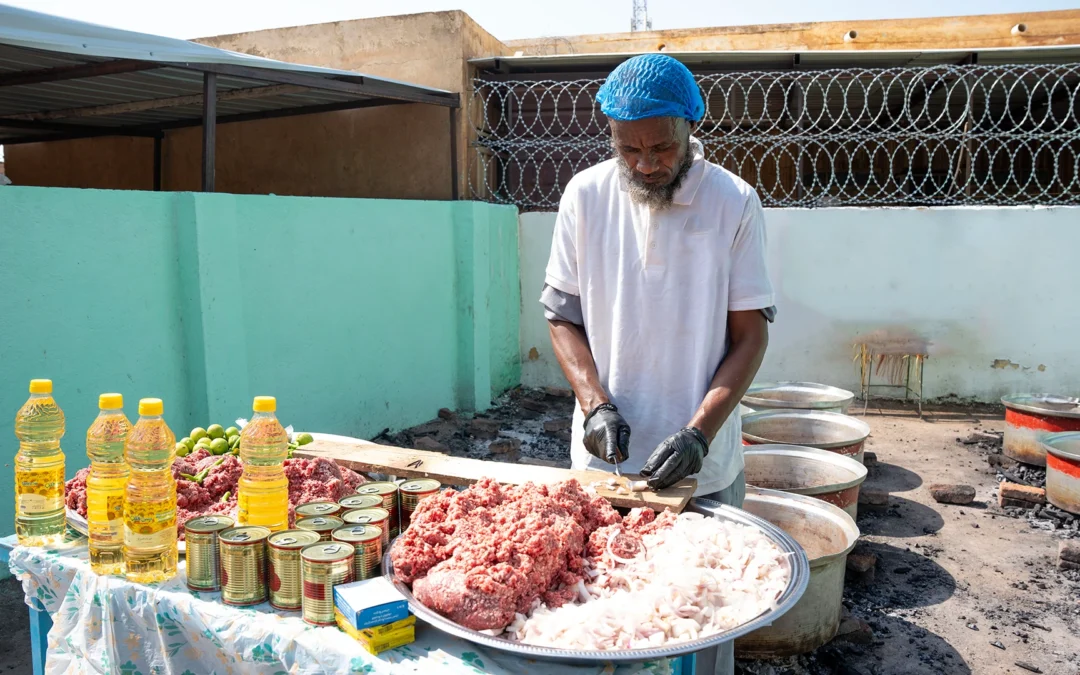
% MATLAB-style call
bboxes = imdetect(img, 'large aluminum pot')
[742,410,871,464]
[733,487,860,658]
[1001,394,1080,466]
[743,382,855,414]
[1041,432,1080,515]
[743,445,867,518]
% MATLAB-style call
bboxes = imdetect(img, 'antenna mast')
[631,0,652,32]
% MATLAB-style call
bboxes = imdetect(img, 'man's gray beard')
[617,151,694,210]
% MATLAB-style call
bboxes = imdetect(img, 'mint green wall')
[0,186,519,570]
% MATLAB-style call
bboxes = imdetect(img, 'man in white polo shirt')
[542,54,774,672]
[543,54,774,508]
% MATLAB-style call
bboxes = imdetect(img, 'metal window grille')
[470,64,1080,210]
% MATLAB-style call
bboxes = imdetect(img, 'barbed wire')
[469,64,1080,210]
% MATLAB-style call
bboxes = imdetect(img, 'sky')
[0,0,1072,163]
[3,0,1074,42]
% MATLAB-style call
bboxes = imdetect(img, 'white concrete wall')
[519,207,1080,402]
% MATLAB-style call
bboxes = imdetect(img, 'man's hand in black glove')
[640,427,709,489]
[582,403,631,464]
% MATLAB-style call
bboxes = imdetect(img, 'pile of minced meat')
[392,478,790,650]
[66,450,365,538]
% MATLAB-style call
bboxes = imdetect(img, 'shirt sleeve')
[540,284,584,325]
[729,191,775,312]
[545,186,580,296]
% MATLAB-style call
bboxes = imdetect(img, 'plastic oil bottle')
[86,393,131,575]
[123,398,178,583]
[237,396,289,532]
[14,379,66,546]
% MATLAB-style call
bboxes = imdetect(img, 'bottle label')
[88,494,125,542]
[125,503,176,548]
[16,467,65,514]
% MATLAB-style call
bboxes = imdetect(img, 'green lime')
[210,438,230,455]
[207,424,225,440]
[196,437,212,448]
[180,437,195,450]
[175,442,190,457]
[190,427,208,442]
[296,433,314,446]
[229,434,241,448]
[225,426,240,438]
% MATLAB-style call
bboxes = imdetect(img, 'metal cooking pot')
[1041,432,1080,515]
[1001,394,1080,467]
[743,445,867,518]
[742,409,871,464]
[734,487,860,658]
[743,382,855,414]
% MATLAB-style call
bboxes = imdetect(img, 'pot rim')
[1042,431,1080,462]
[743,382,856,411]
[743,444,868,494]
[1001,394,1080,420]
[741,409,871,449]
[741,486,860,570]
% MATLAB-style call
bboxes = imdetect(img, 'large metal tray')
[383,498,810,665]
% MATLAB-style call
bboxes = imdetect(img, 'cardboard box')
[335,610,415,655]
[334,577,410,630]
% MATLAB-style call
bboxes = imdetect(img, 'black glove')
[640,427,709,489]
[582,403,631,464]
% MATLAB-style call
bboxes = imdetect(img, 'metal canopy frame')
[0,45,461,194]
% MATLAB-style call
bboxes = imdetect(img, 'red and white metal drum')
[1001,395,1080,467]
[1041,432,1080,515]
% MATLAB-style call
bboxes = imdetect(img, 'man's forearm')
[689,312,769,442]
[548,320,609,413]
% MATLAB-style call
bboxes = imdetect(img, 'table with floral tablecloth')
[5,534,686,675]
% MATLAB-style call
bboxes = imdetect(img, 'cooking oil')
[237,396,289,531]
[123,398,178,583]
[85,393,131,575]
[14,379,66,546]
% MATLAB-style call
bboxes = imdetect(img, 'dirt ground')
[2,394,1077,675]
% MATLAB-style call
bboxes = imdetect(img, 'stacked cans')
[184,515,234,592]
[267,530,321,610]
[331,525,383,580]
[295,515,344,541]
[338,494,382,512]
[341,508,391,550]
[353,482,400,538]
[398,479,440,531]
[218,526,271,606]
[301,542,355,626]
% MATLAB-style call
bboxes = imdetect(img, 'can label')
[16,467,65,514]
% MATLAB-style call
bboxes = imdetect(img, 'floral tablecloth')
[7,535,676,675]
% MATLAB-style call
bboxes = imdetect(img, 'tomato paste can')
[295,516,344,541]
[295,501,343,519]
[341,508,391,550]
[267,529,321,611]
[301,542,355,626]
[354,482,400,538]
[331,525,383,580]
[399,479,441,531]
[338,494,383,511]
[184,515,235,591]
[218,525,271,606]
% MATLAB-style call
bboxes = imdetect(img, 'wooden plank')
[295,438,696,512]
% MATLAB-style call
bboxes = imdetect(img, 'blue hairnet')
[596,54,704,122]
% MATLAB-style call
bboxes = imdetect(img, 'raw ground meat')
[64,454,366,539]
[390,478,668,631]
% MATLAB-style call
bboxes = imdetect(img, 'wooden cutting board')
[296,438,696,512]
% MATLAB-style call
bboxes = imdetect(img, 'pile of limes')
[175,424,315,458]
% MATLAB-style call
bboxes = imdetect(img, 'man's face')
[610,117,693,209]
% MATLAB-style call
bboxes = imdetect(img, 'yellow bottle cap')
[139,398,164,416]
[253,396,276,413]
[29,379,52,394]
[99,393,123,410]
